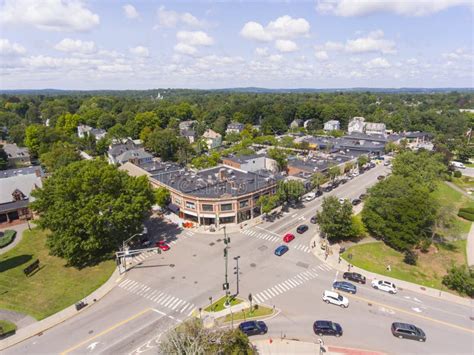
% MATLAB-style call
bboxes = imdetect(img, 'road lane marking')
[159,295,171,305]
[168,298,181,309]
[163,296,176,307]
[172,300,184,310]
[186,306,195,316]
[61,308,153,355]
[349,294,474,334]
[151,308,166,315]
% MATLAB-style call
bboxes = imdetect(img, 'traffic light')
[223,282,229,290]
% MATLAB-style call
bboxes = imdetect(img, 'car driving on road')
[333,281,357,294]
[322,290,349,308]
[156,240,170,251]
[296,224,308,234]
[239,321,268,336]
[391,322,426,342]
[310,215,318,224]
[283,233,295,243]
[274,245,289,256]
[343,272,366,284]
[372,279,397,294]
[313,320,343,337]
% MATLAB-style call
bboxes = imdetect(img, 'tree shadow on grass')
[0,255,33,273]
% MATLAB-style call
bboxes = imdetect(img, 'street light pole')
[223,226,231,306]
[233,256,240,296]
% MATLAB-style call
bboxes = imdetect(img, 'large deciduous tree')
[39,141,81,172]
[31,160,155,267]
[317,196,355,241]
[361,175,437,251]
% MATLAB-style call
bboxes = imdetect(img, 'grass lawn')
[204,296,242,312]
[0,320,17,335]
[452,176,474,192]
[0,228,116,320]
[341,240,467,292]
[223,305,273,322]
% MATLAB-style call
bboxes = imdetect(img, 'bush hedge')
[459,207,474,214]
[453,171,462,178]
[442,265,474,298]
[458,211,474,221]
[0,230,16,248]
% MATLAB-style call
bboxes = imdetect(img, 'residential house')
[290,119,303,129]
[348,117,366,134]
[107,138,152,165]
[179,120,196,131]
[303,119,314,129]
[324,120,340,132]
[203,129,222,150]
[3,143,30,167]
[365,122,386,136]
[180,129,196,144]
[77,124,107,141]
[226,122,245,134]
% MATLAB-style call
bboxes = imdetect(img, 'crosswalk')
[167,229,194,245]
[252,268,325,304]
[242,229,311,253]
[118,279,195,317]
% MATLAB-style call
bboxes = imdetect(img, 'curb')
[0,267,122,351]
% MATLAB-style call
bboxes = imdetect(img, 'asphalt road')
[4,164,473,355]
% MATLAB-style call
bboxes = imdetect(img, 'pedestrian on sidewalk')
[338,256,342,264]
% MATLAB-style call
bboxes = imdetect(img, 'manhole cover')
[209,242,215,246]
[171,276,175,279]
[258,245,268,251]
[182,276,186,279]
[296,262,309,269]
[169,264,175,268]
[194,281,198,284]
[250,263,256,267]
[193,254,197,257]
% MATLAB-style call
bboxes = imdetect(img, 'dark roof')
[401,131,432,139]
[343,132,388,142]
[0,166,43,179]
[180,129,195,137]
[0,199,29,213]
[223,154,265,164]
[152,165,281,198]
[288,155,352,174]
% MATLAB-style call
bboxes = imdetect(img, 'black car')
[332,181,340,188]
[351,198,361,206]
[323,185,333,192]
[339,178,347,184]
[310,216,318,224]
[315,189,323,197]
[343,272,366,284]
[377,175,385,180]
[297,224,309,234]
[333,281,357,294]
[359,193,367,200]
[391,322,426,342]
[313,320,343,337]
[239,321,268,336]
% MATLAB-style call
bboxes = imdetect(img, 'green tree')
[277,180,305,203]
[361,175,437,251]
[56,113,80,135]
[0,144,8,170]
[267,147,288,171]
[24,124,60,158]
[357,155,369,171]
[31,160,155,267]
[457,143,473,163]
[328,165,341,182]
[442,265,474,297]
[39,142,81,172]
[146,128,181,161]
[191,152,221,169]
[317,196,355,241]
[154,187,170,208]
[256,194,280,214]
[311,172,326,190]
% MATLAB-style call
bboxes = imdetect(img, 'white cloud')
[275,39,298,53]
[0,38,26,55]
[255,47,269,56]
[442,48,473,61]
[174,43,198,55]
[0,0,100,32]
[54,38,96,54]
[316,0,472,17]
[364,57,391,69]
[345,30,396,54]
[406,58,418,65]
[240,15,310,42]
[129,46,149,57]
[268,54,283,62]
[176,30,213,46]
[323,41,345,51]
[315,50,329,60]
[123,4,139,19]
[157,6,204,28]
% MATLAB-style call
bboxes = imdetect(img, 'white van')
[451,161,466,169]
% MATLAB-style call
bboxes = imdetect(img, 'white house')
[324,120,340,132]
[77,124,107,141]
[290,119,303,129]
[348,117,366,134]
[226,122,245,134]
[107,138,152,165]
[303,119,314,129]
[365,122,386,135]
[203,129,222,150]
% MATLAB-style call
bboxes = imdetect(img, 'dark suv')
[333,281,357,294]
[343,272,366,284]
[313,320,343,337]
[296,224,309,234]
[238,321,268,336]
[391,322,426,342]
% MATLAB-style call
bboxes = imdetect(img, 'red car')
[156,240,170,251]
[283,233,295,243]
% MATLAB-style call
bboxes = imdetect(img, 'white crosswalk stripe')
[271,286,282,295]
[163,296,176,307]
[186,305,195,316]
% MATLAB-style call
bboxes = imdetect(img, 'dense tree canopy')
[317,196,355,241]
[39,142,81,172]
[31,160,155,267]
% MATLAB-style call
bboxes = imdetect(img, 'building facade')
[323,120,340,132]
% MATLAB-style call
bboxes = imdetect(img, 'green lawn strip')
[341,240,467,292]
[0,320,17,335]
[204,296,243,312]
[0,228,115,320]
[452,176,474,191]
[223,305,273,323]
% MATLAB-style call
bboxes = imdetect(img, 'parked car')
[351,198,362,206]
[274,245,289,256]
[369,162,376,168]
[315,189,323,197]
[156,240,170,251]
[283,233,295,243]
[339,178,347,184]
[310,216,318,224]
[333,281,357,294]
[351,172,359,177]
[332,181,341,188]
[296,224,309,234]
[359,193,367,200]
[140,238,151,247]
[239,321,268,336]
[313,320,343,337]
[322,290,349,308]
[384,161,391,166]
[391,322,426,342]
[377,175,385,180]
[372,279,397,294]
[343,272,366,284]
[323,185,333,192]
[304,192,316,201]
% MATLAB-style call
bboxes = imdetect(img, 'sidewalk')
[310,235,473,307]
[252,339,385,355]
[0,222,30,255]
[0,267,122,351]
[467,223,474,267]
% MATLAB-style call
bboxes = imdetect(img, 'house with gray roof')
[3,143,30,167]
[107,138,152,165]
[77,124,107,141]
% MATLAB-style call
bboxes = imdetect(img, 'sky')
[0,0,473,90]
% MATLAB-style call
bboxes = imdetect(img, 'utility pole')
[223,226,231,306]
[233,256,241,296]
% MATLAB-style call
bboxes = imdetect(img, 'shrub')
[420,239,431,253]
[403,250,418,265]
[459,207,474,214]
[442,265,474,298]
[453,170,462,178]
[0,230,16,248]
[458,211,474,221]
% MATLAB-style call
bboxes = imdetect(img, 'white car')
[322,290,349,308]
[304,192,316,201]
[371,279,397,294]
[338,198,346,204]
